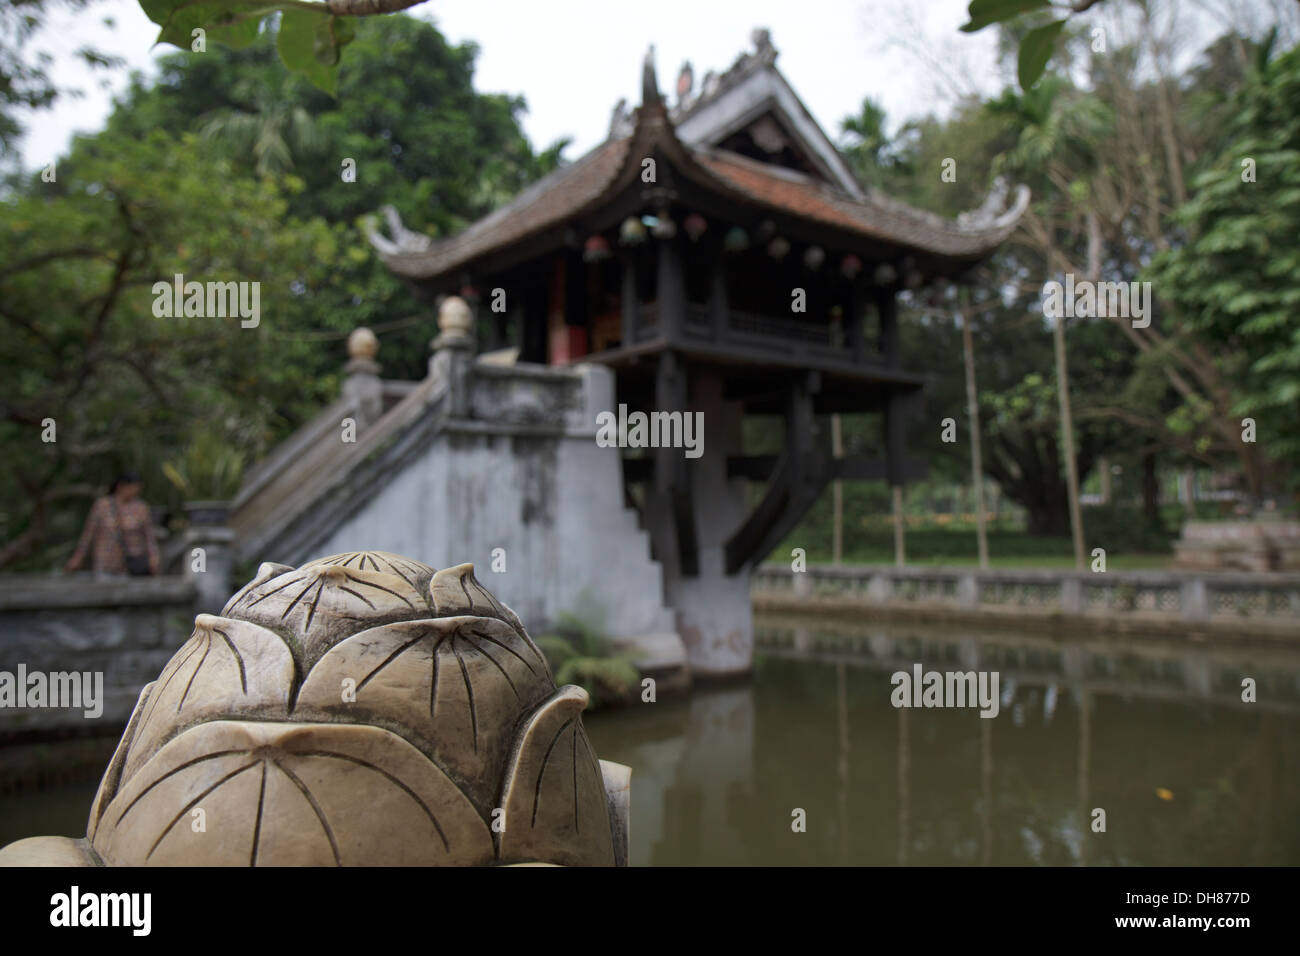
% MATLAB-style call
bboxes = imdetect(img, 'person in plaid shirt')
[64,472,160,576]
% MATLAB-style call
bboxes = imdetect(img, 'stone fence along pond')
[1,562,1296,748]
[752,563,1300,639]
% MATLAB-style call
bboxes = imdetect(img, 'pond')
[3,616,1298,865]
[583,616,1300,865]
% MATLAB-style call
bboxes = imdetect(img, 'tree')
[102,14,569,382]
[134,0,431,93]
[0,0,122,163]
[1146,36,1300,497]
[0,131,345,568]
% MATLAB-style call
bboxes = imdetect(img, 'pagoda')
[364,30,1026,675]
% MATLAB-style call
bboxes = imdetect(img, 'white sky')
[16,0,1004,172]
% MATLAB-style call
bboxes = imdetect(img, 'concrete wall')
[0,575,196,735]
[308,363,678,643]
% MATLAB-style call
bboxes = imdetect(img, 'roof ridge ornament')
[956,176,1031,232]
[642,44,662,109]
[608,97,633,140]
[366,204,433,256]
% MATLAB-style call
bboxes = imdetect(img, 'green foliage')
[0,0,124,160]
[1017,19,1068,92]
[537,598,640,709]
[555,656,641,710]
[1081,504,1174,554]
[161,425,248,500]
[138,0,362,94]
[1145,40,1300,486]
[959,0,1095,89]
[1,129,346,565]
[535,634,578,672]
[1,13,562,567]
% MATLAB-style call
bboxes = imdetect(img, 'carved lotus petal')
[225,561,429,664]
[499,685,616,867]
[50,550,627,867]
[88,679,155,843]
[428,563,529,639]
[118,614,294,782]
[294,616,553,814]
[92,720,494,867]
[300,551,437,594]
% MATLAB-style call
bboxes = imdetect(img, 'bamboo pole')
[961,286,990,569]
[831,414,844,565]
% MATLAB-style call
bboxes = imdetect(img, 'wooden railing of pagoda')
[632,301,862,363]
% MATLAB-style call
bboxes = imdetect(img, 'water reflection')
[585,616,1300,866]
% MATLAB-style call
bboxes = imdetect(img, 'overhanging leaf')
[278,8,338,94]
[960,0,1049,33]
[1018,19,1067,90]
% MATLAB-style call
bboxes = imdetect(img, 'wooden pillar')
[847,276,866,362]
[877,289,900,367]
[1053,306,1086,570]
[655,349,698,576]
[520,283,548,364]
[961,286,990,569]
[621,255,638,348]
[892,485,906,567]
[878,288,905,565]
[831,413,844,564]
[656,236,685,342]
[709,254,727,341]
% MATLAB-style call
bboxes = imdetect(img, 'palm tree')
[199,95,325,178]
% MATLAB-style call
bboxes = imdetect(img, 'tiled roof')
[380,137,630,280]
[695,150,1024,259]
[374,81,1025,280]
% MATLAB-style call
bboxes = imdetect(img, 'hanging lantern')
[619,216,647,245]
[767,236,790,259]
[683,213,708,241]
[583,235,611,262]
[652,213,677,239]
[873,263,897,285]
[803,245,825,270]
[723,226,749,253]
[841,253,862,279]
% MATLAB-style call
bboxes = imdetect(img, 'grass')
[776,524,1175,571]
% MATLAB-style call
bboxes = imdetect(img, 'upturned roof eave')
[373,82,1028,282]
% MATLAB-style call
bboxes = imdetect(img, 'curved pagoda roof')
[371,32,1027,284]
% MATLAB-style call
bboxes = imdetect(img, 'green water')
[584,618,1300,865]
[4,617,1298,865]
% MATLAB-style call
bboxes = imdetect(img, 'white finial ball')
[348,327,379,360]
[439,296,474,336]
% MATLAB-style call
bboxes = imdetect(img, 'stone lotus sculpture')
[0,551,629,867]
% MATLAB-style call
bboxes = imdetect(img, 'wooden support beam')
[656,236,685,342]
[847,275,866,362]
[709,255,727,341]
[724,373,829,574]
[655,350,698,576]
[877,289,899,367]
[621,254,638,348]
